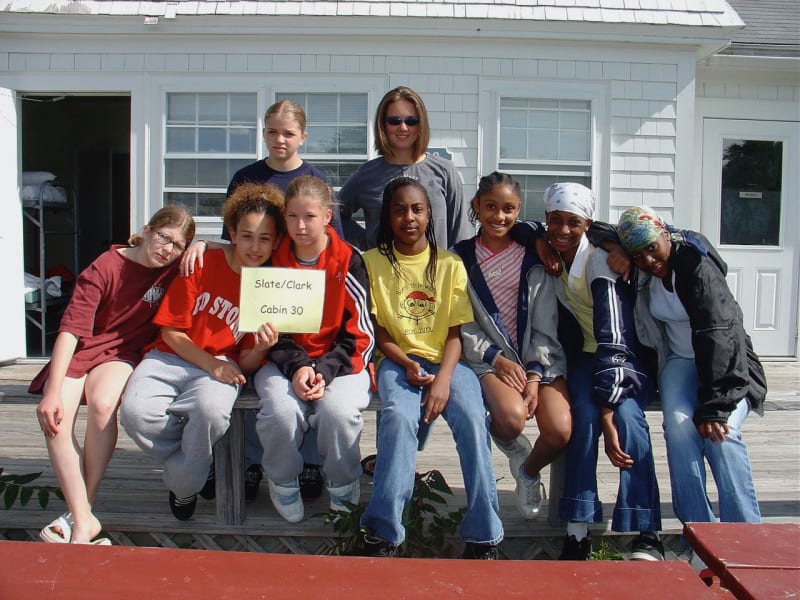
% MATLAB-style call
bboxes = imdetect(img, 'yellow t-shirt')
[560,255,598,353]
[363,244,474,364]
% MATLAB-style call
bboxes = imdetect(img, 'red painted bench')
[1,540,719,599]
[683,522,800,600]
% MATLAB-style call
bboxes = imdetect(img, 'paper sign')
[239,267,325,333]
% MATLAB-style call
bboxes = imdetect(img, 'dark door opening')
[20,94,131,356]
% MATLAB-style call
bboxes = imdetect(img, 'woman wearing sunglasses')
[339,86,473,250]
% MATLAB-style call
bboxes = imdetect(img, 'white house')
[1,0,797,362]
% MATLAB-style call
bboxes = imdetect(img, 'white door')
[0,88,27,362]
[701,118,800,357]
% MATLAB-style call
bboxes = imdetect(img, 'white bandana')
[543,182,596,220]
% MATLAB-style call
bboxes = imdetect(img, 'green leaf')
[4,484,20,509]
[38,488,49,509]
[19,486,34,507]
[10,472,42,485]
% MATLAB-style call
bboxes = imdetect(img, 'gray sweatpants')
[254,362,369,487]
[120,349,239,498]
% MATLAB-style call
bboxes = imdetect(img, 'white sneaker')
[494,433,532,484]
[328,478,361,512]
[267,479,304,523]
[516,467,545,519]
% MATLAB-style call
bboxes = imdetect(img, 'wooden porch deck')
[1,361,798,559]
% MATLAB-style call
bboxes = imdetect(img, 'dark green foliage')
[323,469,465,558]
[0,468,63,509]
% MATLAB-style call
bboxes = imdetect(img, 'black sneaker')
[299,463,324,500]
[348,530,398,557]
[630,531,665,561]
[199,464,215,500]
[559,534,592,560]
[462,542,499,560]
[169,491,197,521]
[244,464,263,503]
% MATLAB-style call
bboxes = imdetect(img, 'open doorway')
[20,95,131,356]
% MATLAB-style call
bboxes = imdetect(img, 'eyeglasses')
[153,231,186,253]
[384,115,420,127]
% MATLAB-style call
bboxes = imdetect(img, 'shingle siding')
[2,0,745,27]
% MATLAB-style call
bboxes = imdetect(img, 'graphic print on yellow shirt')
[363,245,474,365]
[398,286,437,329]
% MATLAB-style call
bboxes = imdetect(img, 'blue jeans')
[660,355,761,524]
[559,353,661,532]
[361,357,503,546]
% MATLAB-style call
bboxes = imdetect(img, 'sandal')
[39,512,73,543]
[69,537,112,546]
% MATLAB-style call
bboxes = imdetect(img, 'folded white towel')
[24,273,63,297]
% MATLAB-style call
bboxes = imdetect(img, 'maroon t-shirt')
[28,245,179,392]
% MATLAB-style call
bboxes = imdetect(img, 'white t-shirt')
[648,273,694,359]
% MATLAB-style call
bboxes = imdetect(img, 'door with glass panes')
[701,118,799,357]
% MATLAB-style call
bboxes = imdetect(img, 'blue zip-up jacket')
[554,242,649,410]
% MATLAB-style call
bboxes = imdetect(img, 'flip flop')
[90,537,112,545]
[39,512,73,543]
[69,537,112,546]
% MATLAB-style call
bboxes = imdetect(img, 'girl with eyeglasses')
[34,205,195,545]
[339,86,473,251]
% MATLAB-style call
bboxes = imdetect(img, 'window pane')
[307,125,338,153]
[530,109,559,129]
[165,159,197,187]
[229,127,256,153]
[720,139,782,246]
[561,109,591,130]
[341,94,367,122]
[308,94,338,122]
[339,126,367,153]
[528,130,558,160]
[198,94,228,124]
[499,129,526,159]
[166,127,195,153]
[167,94,195,123]
[230,94,256,125]
[500,108,526,128]
[560,131,591,161]
[198,128,227,152]
[197,159,230,186]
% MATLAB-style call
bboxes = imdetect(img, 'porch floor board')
[1,361,798,557]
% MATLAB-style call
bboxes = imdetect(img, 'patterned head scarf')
[543,182,596,220]
[617,205,667,252]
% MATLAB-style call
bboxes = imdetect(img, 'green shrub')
[0,468,63,509]
[323,469,465,558]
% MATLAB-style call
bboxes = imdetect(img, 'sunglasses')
[384,116,420,127]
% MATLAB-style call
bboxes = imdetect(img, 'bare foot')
[69,513,103,544]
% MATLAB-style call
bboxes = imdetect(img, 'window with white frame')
[498,98,592,221]
[275,92,369,188]
[163,91,369,217]
[164,92,258,216]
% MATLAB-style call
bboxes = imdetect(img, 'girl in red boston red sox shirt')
[120,183,283,521]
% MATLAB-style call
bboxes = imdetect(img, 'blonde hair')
[284,175,336,213]
[223,182,285,237]
[265,99,307,131]
[129,205,195,247]
[374,86,430,160]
